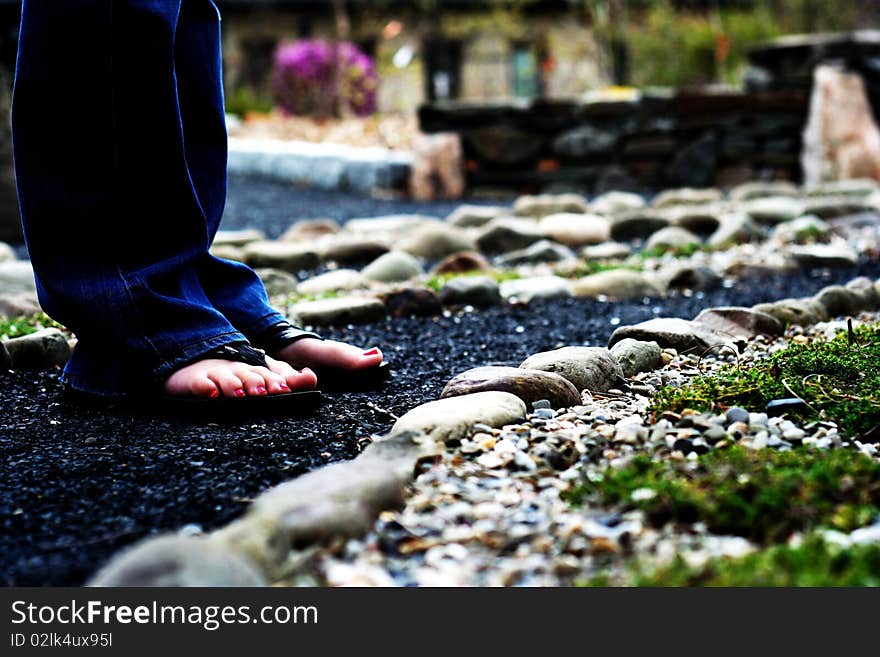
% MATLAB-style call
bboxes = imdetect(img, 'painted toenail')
[363,347,380,356]
[234,388,245,397]
[279,381,290,389]
[209,389,220,398]
[256,386,267,394]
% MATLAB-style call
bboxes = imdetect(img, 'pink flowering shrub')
[271,39,379,118]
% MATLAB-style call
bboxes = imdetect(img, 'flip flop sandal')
[252,321,392,392]
[63,342,322,417]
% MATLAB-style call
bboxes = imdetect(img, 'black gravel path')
[2,177,879,586]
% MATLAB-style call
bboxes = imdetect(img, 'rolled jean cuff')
[151,329,249,385]
[237,310,291,340]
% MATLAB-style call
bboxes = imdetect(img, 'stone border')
[228,137,412,194]
[86,275,880,586]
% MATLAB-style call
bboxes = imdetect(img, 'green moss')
[651,323,880,438]
[556,261,643,279]
[584,535,880,587]
[563,446,880,544]
[283,289,343,305]
[0,313,65,340]
[639,242,703,259]
[424,270,521,293]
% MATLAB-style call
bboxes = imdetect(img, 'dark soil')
[2,177,878,586]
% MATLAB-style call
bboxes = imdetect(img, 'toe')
[263,357,300,393]
[207,369,246,398]
[234,366,270,396]
[189,376,220,398]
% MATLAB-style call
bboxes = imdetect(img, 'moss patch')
[639,243,704,259]
[651,323,880,439]
[0,313,65,340]
[424,270,521,293]
[563,447,880,544]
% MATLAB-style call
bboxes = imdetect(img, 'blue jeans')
[12,0,286,396]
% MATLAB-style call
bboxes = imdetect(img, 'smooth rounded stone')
[475,217,544,253]
[766,397,808,417]
[88,535,266,587]
[439,276,501,307]
[728,180,799,202]
[0,341,9,369]
[520,346,623,393]
[4,328,71,369]
[499,276,572,303]
[802,196,870,219]
[280,218,341,242]
[446,204,509,228]
[665,266,721,291]
[362,251,422,283]
[430,250,493,275]
[318,236,388,265]
[644,226,702,251]
[726,406,750,425]
[572,269,664,299]
[391,391,526,444]
[210,244,246,262]
[495,239,576,266]
[212,228,265,247]
[538,213,611,247]
[770,215,831,244]
[608,210,670,241]
[652,187,722,208]
[0,241,15,263]
[788,244,858,268]
[666,206,721,236]
[0,260,36,294]
[441,366,581,409]
[254,268,298,297]
[580,241,632,260]
[513,193,588,218]
[290,296,386,326]
[398,223,476,260]
[693,306,784,338]
[242,241,321,271]
[806,178,879,198]
[751,299,823,327]
[590,190,646,216]
[296,269,368,295]
[707,212,764,249]
[0,292,40,319]
[813,285,861,317]
[743,196,806,224]
[345,214,441,236]
[608,317,729,352]
[382,287,442,317]
[845,276,880,309]
[610,338,663,377]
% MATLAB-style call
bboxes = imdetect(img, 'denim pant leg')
[174,0,288,337]
[12,0,247,396]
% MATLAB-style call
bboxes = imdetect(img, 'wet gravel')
[2,177,879,586]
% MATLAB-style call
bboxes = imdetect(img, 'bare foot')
[163,355,317,398]
[275,338,383,372]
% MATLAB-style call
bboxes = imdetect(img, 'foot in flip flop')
[164,354,317,398]
[274,338,383,373]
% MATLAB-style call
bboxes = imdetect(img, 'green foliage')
[585,534,880,587]
[555,261,642,279]
[424,270,522,292]
[0,313,65,340]
[564,446,880,544]
[225,87,274,117]
[651,323,880,438]
[639,242,703,259]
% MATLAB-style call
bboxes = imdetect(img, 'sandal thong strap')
[251,321,324,355]
[203,342,269,368]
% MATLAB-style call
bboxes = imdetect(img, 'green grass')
[0,313,65,340]
[651,323,880,439]
[563,446,880,544]
[554,261,643,279]
[639,242,704,259]
[423,270,522,293]
[584,534,880,586]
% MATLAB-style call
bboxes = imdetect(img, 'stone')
[0,241,14,263]
[707,212,763,249]
[519,346,624,393]
[694,307,784,338]
[608,318,731,353]
[441,366,581,409]
[802,196,870,219]
[87,535,266,587]
[0,341,9,369]
[644,226,701,252]
[209,244,246,262]
[346,214,441,238]
[0,260,36,294]
[319,237,388,265]
[290,297,386,326]
[280,218,341,242]
[499,276,572,303]
[539,213,611,247]
[495,239,576,266]
[4,328,71,369]
[728,181,799,202]
[770,215,831,244]
[296,269,369,296]
[743,196,805,224]
[552,124,618,159]
[475,217,544,253]
[788,244,858,268]
[446,205,509,228]
[362,251,422,283]
[766,398,808,417]
[572,269,664,299]
[398,223,476,261]
[666,206,721,236]
[391,391,526,444]
[725,406,750,424]
[242,241,321,271]
[580,242,632,260]
[0,292,40,319]
[608,211,670,241]
[664,266,721,291]
[806,178,878,199]
[752,299,823,327]
[610,339,663,377]
[439,276,501,308]
[590,191,646,216]
[813,285,861,317]
[430,251,493,275]
[652,188,722,208]
[382,288,442,317]
[845,277,880,310]
[212,229,265,247]
[255,268,298,297]
[513,193,589,218]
